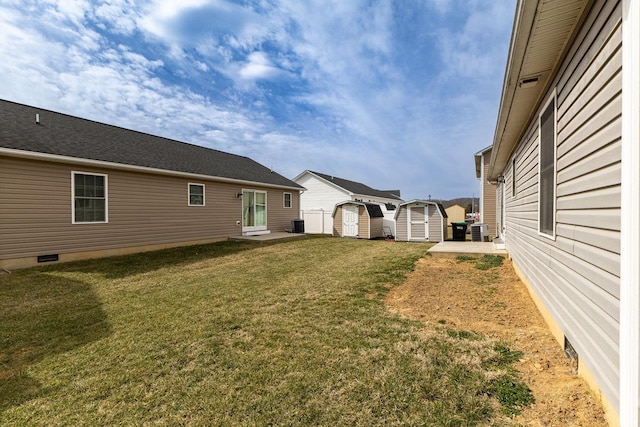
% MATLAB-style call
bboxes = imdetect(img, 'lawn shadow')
[42,239,268,279]
[0,273,111,412]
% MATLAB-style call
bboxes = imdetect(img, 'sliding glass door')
[242,190,267,233]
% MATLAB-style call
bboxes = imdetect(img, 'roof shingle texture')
[310,171,402,200]
[0,99,302,189]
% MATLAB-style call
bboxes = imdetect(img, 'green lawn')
[1,236,528,426]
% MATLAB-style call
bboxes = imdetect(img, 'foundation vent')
[564,336,579,370]
[37,254,59,263]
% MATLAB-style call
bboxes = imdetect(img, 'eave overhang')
[489,0,592,181]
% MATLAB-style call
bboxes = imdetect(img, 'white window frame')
[537,90,557,240]
[283,192,292,208]
[188,183,205,206]
[512,157,517,198]
[242,189,268,233]
[72,171,108,224]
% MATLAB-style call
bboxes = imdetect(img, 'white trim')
[512,157,517,198]
[621,0,640,424]
[283,192,292,208]
[188,183,205,206]
[537,89,557,240]
[342,204,359,237]
[71,171,108,224]
[407,204,428,241]
[0,147,302,192]
[479,153,485,223]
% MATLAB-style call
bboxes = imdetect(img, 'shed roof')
[0,99,303,190]
[332,200,385,218]
[299,170,403,200]
[395,200,448,220]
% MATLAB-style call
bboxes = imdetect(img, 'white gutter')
[620,0,640,424]
[0,147,304,192]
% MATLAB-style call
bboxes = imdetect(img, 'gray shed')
[394,200,448,242]
[332,201,385,239]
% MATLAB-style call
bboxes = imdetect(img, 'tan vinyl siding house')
[474,147,497,238]
[0,100,303,269]
[485,0,640,424]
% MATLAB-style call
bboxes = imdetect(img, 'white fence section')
[300,209,333,234]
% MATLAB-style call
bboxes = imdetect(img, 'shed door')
[343,205,359,237]
[408,206,428,240]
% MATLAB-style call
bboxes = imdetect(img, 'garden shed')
[332,201,385,239]
[394,200,447,242]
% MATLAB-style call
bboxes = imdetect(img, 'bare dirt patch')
[385,255,608,426]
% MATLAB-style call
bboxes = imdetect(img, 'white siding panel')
[556,185,620,210]
[503,0,622,412]
[557,162,620,197]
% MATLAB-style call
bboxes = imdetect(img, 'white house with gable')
[292,170,403,235]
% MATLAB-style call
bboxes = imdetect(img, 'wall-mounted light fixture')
[236,192,243,198]
[497,174,506,184]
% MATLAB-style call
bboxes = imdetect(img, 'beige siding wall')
[267,189,300,232]
[503,0,621,411]
[333,206,343,236]
[370,217,384,239]
[395,207,408,241]
[482,151,497,238]
[358,206,370,239]
[0,156,300,266]
[427,205,443,242]
[445,205,465,225]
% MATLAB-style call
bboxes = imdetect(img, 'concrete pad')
[428,241,508,258]
[229,232,308,242]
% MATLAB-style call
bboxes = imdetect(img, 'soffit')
[489,0,590,180]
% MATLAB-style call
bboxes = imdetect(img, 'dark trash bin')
[291,219,305,233]
[452,222,468,241]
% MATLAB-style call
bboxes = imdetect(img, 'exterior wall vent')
[564,336,579,370]
[37,254,59,263]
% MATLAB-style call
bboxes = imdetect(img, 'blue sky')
[0,0,516,201]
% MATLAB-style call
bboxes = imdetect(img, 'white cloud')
[93,0,141,35]
[239,52,280,80]
[0,0,517,200]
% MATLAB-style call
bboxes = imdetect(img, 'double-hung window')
[189,183,205,206]
[538,94,556,238]
[73,172,107,223]
[283,192,292,208]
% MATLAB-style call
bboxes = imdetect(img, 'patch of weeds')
[456,255,504,271]
[456,255,476,263]
[475,255,504,270]
[437,319,446,325]
[445,328,483,341]
[483,343,523,370]
[488,375,535,416]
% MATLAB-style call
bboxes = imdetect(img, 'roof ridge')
[0,98,252,161]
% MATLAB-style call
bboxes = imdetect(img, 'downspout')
[620,0,640,424]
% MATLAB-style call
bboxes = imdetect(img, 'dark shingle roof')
[310,171,402,200]
[0,99,303,189]
[364,203,384,218]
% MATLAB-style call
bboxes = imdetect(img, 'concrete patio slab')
[427,241,507,258]
[229,232,308,242]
